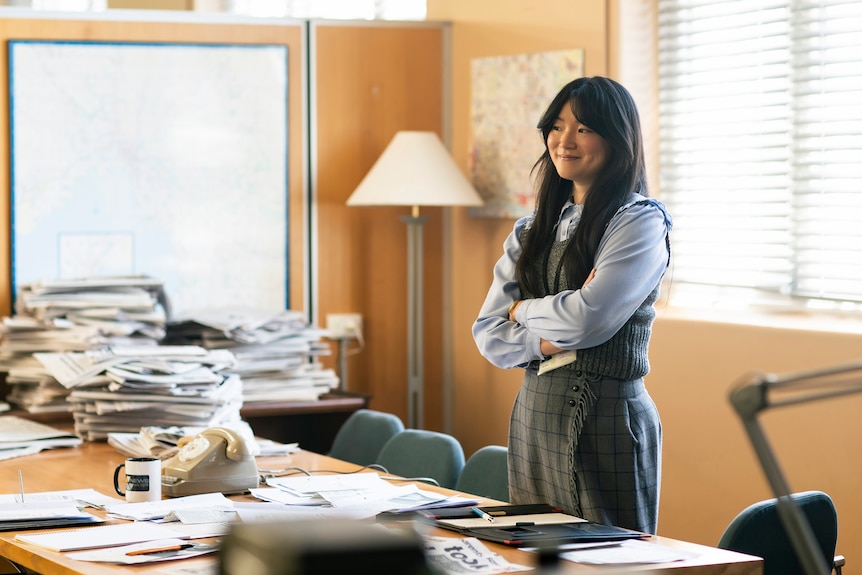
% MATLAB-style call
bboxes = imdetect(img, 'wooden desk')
[0,443,762,575]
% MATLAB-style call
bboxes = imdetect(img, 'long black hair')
[515,76,647,295]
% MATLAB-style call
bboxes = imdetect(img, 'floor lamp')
[730,359,862,575]
[346,131,483,428]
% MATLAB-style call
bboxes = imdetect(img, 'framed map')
[468,49,584,219]
[8,40,289,316]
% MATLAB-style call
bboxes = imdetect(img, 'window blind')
[658,0,862,306]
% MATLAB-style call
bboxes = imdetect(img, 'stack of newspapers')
[0,276,167,414]
[35,345,243,441]
[163,308,339,403]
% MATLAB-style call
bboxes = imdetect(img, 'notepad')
[14,522,188,552]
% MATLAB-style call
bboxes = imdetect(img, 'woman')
[472,76,672,534]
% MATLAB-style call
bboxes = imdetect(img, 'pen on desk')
[472,507,495,523]
[126,544,194,556]
[18,469,24,503]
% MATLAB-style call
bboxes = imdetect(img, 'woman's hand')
[540,339,562,357]
[508,300,521,322]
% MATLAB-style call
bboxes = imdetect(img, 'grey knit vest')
[522,232,659,381]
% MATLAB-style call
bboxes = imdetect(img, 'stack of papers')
[15,276,167,331]
[163,308,339,403]
[0,276,168,414]
[0,415,82,460]
[3,355,74,414]
[0,318,102,414]
[34,346,243,440]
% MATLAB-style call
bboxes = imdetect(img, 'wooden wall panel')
[0,14,306,316]
[312,23,445,429]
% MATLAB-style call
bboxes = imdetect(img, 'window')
[658,0,862,310]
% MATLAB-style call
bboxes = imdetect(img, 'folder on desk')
[0,501,103,532]
[428,503,647,547]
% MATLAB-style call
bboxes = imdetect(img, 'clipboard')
[453,521,647,547]
[426,503,647,547]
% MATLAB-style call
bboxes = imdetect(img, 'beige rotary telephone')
[162,427,259,497]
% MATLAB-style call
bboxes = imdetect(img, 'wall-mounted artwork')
[468,49,584,219]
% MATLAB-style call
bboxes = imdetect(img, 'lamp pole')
[402,205,427,429]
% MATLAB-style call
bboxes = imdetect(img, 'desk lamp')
[346,131,483,428]
[730,358,862,575]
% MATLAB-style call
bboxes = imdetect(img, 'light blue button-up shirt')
[472,194,672,369]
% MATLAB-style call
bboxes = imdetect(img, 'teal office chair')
[376,429,465,489]
[328,409,405,467]
[718,490,844,575]
[455,445,509,502]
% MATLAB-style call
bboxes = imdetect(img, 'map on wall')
[8,40,289,316]
[468,49,584,219]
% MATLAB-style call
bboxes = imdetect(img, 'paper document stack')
[34,345,243,440]
[163,308,339,403]
[0,415,82,460]
[0,276,167,414]
[15,276,168,334]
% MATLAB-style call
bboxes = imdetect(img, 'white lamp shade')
[346,131,484,207]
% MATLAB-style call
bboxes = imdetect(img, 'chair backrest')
[717,490,838,575]
[328,409,405,466]
[376,429,465,489]
[455,445,509,502]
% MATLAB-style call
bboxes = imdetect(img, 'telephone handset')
[162,427,259,497]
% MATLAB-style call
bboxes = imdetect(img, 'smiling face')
[546,102,610,203]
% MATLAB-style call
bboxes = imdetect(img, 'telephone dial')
[162,427,259,497]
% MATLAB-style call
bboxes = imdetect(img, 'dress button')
[571,385,580,392]
[575,370,583,377]
[568,399,575,406]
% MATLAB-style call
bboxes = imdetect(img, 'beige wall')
[429,0,862,562]
[649,310,862,559]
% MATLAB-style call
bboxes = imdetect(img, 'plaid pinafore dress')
[507,238,662,534]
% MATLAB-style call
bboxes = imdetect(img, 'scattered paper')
[234,503,371,523]
[0,488,122,508]
[106,492,234,521]
[67,538,219,565]
[265,472,386,496]
[163,509,237,525]
[559,538,700,565]
[14,521,189,552]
